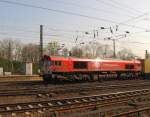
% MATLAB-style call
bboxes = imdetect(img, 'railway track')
[0,83,150,96]
[0,79,148,96]
[0,81,150,96]
[0,89,150,116]
[0,80,150,105]
[0,79,147,87]
[111,107,150,117]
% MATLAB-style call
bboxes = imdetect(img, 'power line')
[0,1,149,48]
[0,25,97,40]
[1,25,150,45]
[118,12,150,26]
[106,0,144,14]
[0,24,83,34]
[0,24,41,33]
[0,0,119,23]
[1,0,149,31]
[0,33,75,43]
[47,0,135,18]
[0,24,112,37]
[106,11,150,32]
[0,31,65,38]
[96,0,141,16]
[0,23,99,35]
[2,0,150,35]
[45,27,81,33]
[119,40,150,45]
[0,30,39,35]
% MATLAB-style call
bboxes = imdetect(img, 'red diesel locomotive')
[42,55,142,81]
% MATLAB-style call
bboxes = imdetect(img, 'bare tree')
[12,40,23,61]
[71,46,83,57]
[0,39,23,73]
[21,43,39,63]
[0,39,23,61]
[82,44,92,58]
[117,48,136,60]
[81,42,113,58]
[0,39,12,59]
[62,48,69,57]
[45,41,60,56]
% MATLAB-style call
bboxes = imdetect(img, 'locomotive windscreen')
[73,61,87,69]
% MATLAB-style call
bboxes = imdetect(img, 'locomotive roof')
[50,56,140,63]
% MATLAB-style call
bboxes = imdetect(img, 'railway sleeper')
[6,107,11,111]
[0,89,149,116]
[28,105,33,108]
[17,105,22,110]
[48,103,53,106]
[66,101,72,104]
[57,102,63,105]
[38,104,44,107]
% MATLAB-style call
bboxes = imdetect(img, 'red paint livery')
[50,57,141,72]
[42,56,141,81]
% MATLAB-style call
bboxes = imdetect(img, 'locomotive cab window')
[54,61,61,66]
[73,61,87,69]
[125,64,134,69]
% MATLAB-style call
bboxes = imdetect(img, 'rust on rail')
[111,107,150,117]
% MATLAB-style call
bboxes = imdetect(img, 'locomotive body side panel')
[88,61,101,71]
[100,61,123,71]
[100,60,141,72]
[42,55,142,81]
[71,58,89,72]
[50,57,72,72]
[49,58,141,73]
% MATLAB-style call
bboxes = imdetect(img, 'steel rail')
[111,107,150,117]
[0,82,150,96]
[0,89,149,115]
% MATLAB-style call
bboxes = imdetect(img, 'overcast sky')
[0,0,150,58]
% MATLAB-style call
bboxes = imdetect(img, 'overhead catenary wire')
[0,0,121,23]
[0,32,149,52]
[47,0,135,18]
[0,31,75,41]
[0,24,77,37]
[0,23,113,40]
[94,0,150,31]
[105,0,144,14]
[100,11,150,33]
[0,23,101,36]
[0,25,150,46]
[0,31,64,38]
[45,27,90,33]
[118,12,150,26]
[96,0,141,16]
[1,0,150,31]
[1,30,149,49]
[0,1,148,32]
[0,26,40,34]
[0,24,85,34]
[1,0,150,50]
